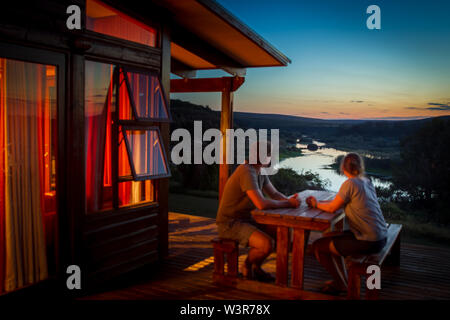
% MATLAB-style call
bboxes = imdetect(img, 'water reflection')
[276,140,391,192]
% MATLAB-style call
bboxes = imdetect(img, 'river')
[276,140,391,192]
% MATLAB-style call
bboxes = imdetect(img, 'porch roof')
[153,0,291,75]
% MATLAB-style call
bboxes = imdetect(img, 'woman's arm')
[306,195,345,213]
[247,189,300,210]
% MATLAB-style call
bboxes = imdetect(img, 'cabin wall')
[0,0,170,286]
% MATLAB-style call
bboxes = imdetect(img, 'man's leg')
[261,225,277,240]
[243,230,273,278]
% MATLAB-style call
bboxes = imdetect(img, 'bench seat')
[211,238,239,281]
[347,223,402,299]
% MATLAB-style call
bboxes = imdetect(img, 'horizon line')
[170,99,450,121]
[233,111,440,121]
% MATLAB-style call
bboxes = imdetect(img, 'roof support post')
[170,76,244,200]
[219,88,233,200]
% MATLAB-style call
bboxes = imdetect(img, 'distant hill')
[171,98,448,128]
[233,110,449,128]
[234,112,330,123]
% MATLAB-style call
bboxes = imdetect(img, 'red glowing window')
[86,0,157,47]
[85,60,169,213]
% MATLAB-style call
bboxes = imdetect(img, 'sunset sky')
[171,0,450,120]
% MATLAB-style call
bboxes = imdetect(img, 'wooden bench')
[347,223,402,300]
[211,238,239,281]
[211,237,343,300]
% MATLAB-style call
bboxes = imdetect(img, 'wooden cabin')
[0,0,290,294]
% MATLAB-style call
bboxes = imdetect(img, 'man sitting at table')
[216,141,300,282]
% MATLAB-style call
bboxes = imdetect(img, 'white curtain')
[2,58,48,291]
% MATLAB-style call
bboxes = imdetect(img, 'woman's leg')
[329,242,348,288]
[312,237,347,290]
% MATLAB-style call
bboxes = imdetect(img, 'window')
[125,71,169,120]
[121,127,169,180]
[85,61,170,213]
[118,68,170,121]
[86,0,157,47]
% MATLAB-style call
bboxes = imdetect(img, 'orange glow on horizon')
[226,97,450,120]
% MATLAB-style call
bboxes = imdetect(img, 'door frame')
[0,42,68,285]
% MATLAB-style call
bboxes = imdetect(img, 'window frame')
[121,66,172,123]
[119,125,171,182]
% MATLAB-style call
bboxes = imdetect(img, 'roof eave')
[195,0,291,67]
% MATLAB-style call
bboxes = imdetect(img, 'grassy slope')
[169,193,219,219]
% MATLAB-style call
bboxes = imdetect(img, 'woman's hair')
[340,153,365,176]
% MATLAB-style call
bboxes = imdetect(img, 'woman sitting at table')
[216,141,300,282]
[306,153,387,295]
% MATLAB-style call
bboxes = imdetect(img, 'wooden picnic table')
[251,189,345,290]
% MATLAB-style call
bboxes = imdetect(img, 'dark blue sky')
[173,0,450,119]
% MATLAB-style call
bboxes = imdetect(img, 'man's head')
[249,140,272,167]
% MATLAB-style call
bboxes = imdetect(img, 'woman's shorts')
[217,218,272,247]
[329,231,386,256]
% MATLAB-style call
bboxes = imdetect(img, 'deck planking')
[80,212,450,300]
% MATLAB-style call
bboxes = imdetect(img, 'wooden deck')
[81,212,450,300]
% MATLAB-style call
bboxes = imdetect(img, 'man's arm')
[262,179,289,200]
[247,189,299,210]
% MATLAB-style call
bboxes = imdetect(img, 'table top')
[251,190,345,230]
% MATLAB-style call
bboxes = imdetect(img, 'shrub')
[269,167,328,195]
[380,201,406,221]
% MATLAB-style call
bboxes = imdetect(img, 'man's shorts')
[217,218,273,247]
